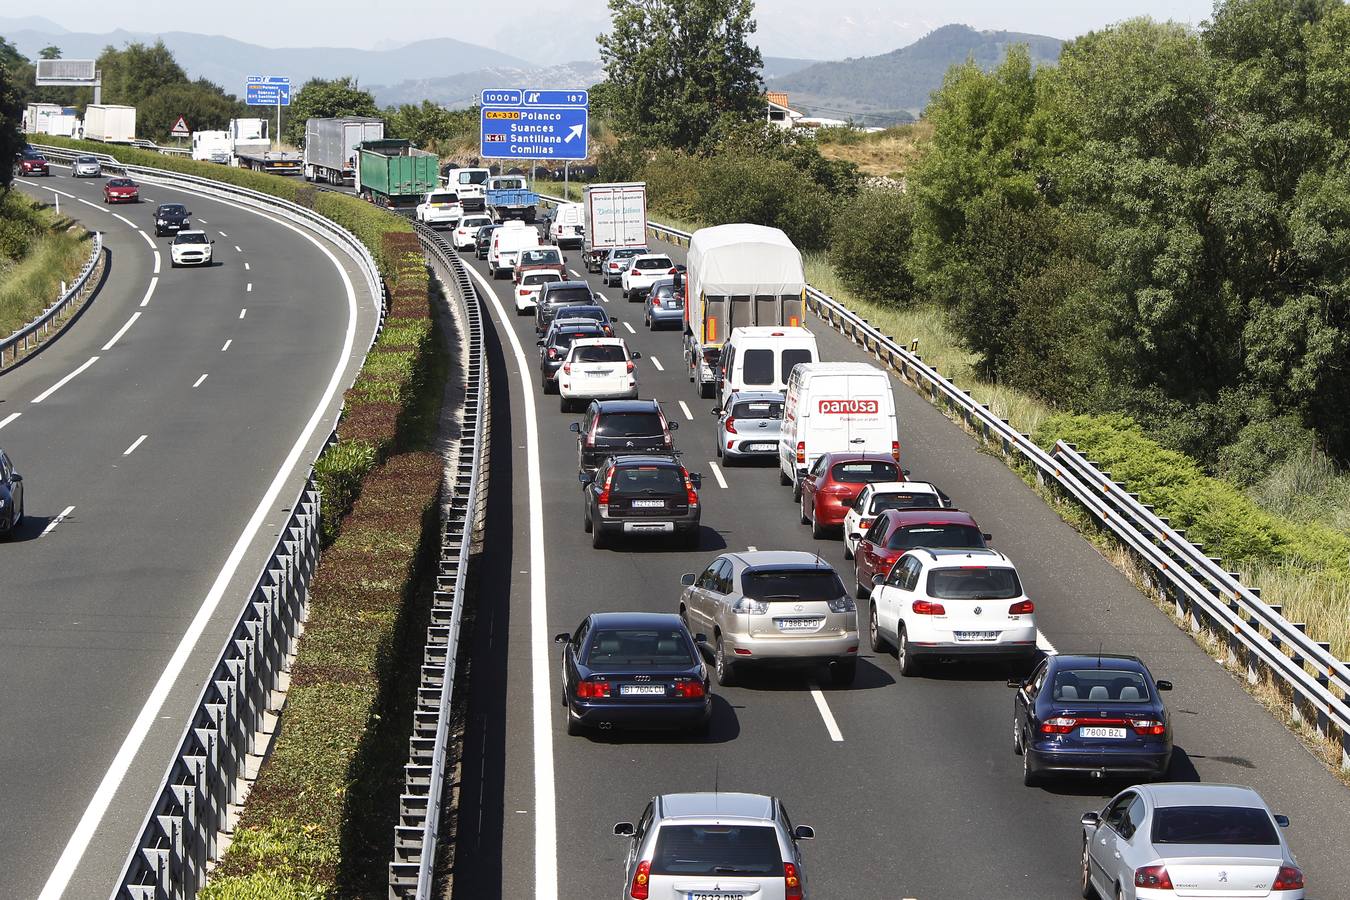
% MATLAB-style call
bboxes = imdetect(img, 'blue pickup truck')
[485,175,539,223]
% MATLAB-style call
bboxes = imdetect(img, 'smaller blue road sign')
[521,90,589,108]
[245,76,291,106]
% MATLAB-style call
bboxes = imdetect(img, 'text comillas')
[818,398,879,415]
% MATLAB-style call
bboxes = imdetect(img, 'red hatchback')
[799,452,903,538]
[16,152,50,176]
[103,178,140,203]
[852,508,991,597]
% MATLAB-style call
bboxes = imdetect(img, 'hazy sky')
[8,1,1221,59]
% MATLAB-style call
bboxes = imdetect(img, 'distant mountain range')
[771,24,1063,122]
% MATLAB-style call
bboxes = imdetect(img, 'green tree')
[286,77,379,146]
[97,41,189,108]
[385,100,476,153]
[598,0,764,151]
[0,50,24,188]
[694,153,832,250]
[140,80,247,141]
[827,189,915,304]
[39,46,61,60]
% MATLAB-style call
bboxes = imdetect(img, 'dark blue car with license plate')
[555,612,711,736]
[1010,653,1173,786]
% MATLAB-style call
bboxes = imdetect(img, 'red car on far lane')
[852,508,991,598]
[799,452,903,538]
[103,177,140,203]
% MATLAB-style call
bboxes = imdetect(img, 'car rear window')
[887,523,985,551]
[831,461,899,483]
[1151,807,1278,845]
[546,287,594,305]
[523,273,561,286]
[650,824,784,876]
[927,566,1021,600]
[868,492,941,514]
[586,628,693,666]
[741,570,846,602]
[574,345,626,363]
[781,348,813,383]
[610,465,683,494]
[731,399,784,420]
[596,412,664,437]
[614,248,646,259]
[1052,669,1150,702]
[521,249,561,265]
[635,257,673,270]
[741,349,775,385]
[428,193,458,204]
[551,330,601,350]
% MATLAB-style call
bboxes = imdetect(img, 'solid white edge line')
[137,230,154,249]
[809,685,845,742]
[31,356,99,404]
[42,184,75,199]
[677,400,693,420]
[77,197,100,210]
[708,461,728,489]
[37,192,363,900]
[111,212,134,228]
[40,505,76,537]
[220,339,232,352]
[192,374,208,388]
[462,261,559,900]
[122,434,147,456]
[650,356,664,371]
[139,277,158,308]
[101,312,141,351]
[0,412,20,431]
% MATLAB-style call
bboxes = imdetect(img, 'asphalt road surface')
[2,168,379,899]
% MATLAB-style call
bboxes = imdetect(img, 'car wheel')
[811,508,827,540]
[714,637,737,687]
[1080,838,1098,899]
[715,441,722,458]
[779,468,791,486]
[800,498,810,526]
[591,526,606,549]
[15,496,24,527]
[1022,744,1038,787]
[559,395,570,413]
[855,574,869,601]
[842,539,853,561]
[583,505,593,533]
[791,478,802,503]
[868,603,886,651]
[897,627,921,677]
[830,659,857,686]
[1012,716,1024,755]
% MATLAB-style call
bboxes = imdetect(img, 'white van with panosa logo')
[779,362,899,495]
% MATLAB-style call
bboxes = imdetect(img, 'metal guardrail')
[386,223,488,898]
[0,229,102,369]
[537,193,1350,770]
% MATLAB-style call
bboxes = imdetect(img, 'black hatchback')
[570,400,678,473]
[580,454,702,549]
[474,224,500,259]
[535,280,598,335]
[554,611,711,735]
[539,322,608,392]
[153,203,190,236]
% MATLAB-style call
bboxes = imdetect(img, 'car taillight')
[860,519,874,529]
[598,467,614,508]
[892,440,901,462]
[1129,718,1167,736]
[683,469,699,506]
[1008,599,1034,615]
[724,417,737,434]
[652,295,660,306]
[796,441,805,464]
[576,679,611,699]
[784,861,803,900]
[626,361,635,373]
[562,363,572,375]
[911,599,945,615]
[1040,716,1078,734]
[1134,865,1173,890]
[1272,865,1304,890]
[629,859,651,899]
[673,679,705,698]
[588,415,600,446]
[668,267,678,274]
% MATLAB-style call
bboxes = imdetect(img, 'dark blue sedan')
[555,612,711,737]
[0,448,24,537]
[1010,653,1173,786]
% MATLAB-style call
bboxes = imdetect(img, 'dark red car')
[852,508,991,598]
[103,178,140,203]
[16,151,50,176]
[799,452,903,538]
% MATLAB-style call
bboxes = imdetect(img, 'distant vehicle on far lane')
[103,177,140,203]
[71,155,102,178]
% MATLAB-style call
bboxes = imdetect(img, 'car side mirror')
[689,474,702,488]
[613,822,636,837]
[983,533,993,542]
[210,240,216,244]
[578,472,594,484]
[553,632,570,643]
[694,632,708,644]
[1274,814,1290,827]
[667,421,679,431]
[872,574,885,586]
[537,339,545,346]
[1156,680,1173,691]
[792,825,815,841]
[680,573,696,586]
[630,351,641,359]
[902,468,911,477]
[1007,678,1023,689]
[797,468,809,480]
[1081,812,1101,828]
[569,423,581,433]
[849,532,862,542]
[11,473,21,483]
[710,408,722,416]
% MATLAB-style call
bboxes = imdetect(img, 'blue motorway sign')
[480,104,588,160]
[245,76,291,106]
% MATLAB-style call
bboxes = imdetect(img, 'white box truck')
[304,116,384,184]
[84,104,137,143]
[444,167,491,212]
[779,362,900,495]
[192,130,233,164]
[23,103,79,137]
[583,182,648,271]
[683,223,808,398]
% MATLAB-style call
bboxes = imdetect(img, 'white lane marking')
[1036,630,1058,655]
[197,217,207,224]
[247,283,253,292]
[37,187,365,900]
[192,374,209,388]
[43,185,75,198]
[239,308,247,319]
[244,261,251,271]
[77,198,100,210]
[568,268,581,278]
[220,339,232,352]
[153,251,161,274]
[234,245,242,253]
[677,400,694,420]
[137,230,155,249]
[0,412,20,431]
[218,230,228,237]
[809,685,845,742]
[139,276,158,308]
[708,461,728,489]
[122,434,147,456]
[111,212,135,228]
[650,356,664,371]
[101,312,141,350]
[598,293,610,303]
[747,545,758,551]
[40,506,76,538]
[461,262,558,900]
[31,356,99,404]
[622,321,635,334]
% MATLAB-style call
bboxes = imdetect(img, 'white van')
[550,202,586,248]
[779,362,899,495]
[443,167,491,211]
[717,326,818,410]
[489,222,541,279]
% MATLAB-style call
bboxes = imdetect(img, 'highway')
[451,226,1350,898]
[2,168,380,898]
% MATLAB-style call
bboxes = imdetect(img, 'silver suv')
[614,792,815,900]
[679,550,859,686]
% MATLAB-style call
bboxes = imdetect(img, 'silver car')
[714,391,784,464]
[643,277,685,330]
[613,792,815,900]
[679,550,859,686]
[1080,783,1304,899]
[72,155,102,178]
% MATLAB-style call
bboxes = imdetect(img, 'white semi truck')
[582,182,648,272]
[83,105,137,143]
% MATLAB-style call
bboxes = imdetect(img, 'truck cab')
[444,167,491,212]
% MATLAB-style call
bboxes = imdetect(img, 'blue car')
[643,277,685,330]
[1010,653,1173,786]
[555,612,711,737]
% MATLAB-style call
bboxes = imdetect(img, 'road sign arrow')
[564,123,584,143]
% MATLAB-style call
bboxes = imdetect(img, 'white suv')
[557,337,640,412]
[415,190,462,228]
[613,792,815,900]
[866,547,1036,675]
[621,254,676,301]
[453,214,493,250]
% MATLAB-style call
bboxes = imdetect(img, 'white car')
[415,190,463,228]
[842,481,946,559]
[867,547,1036,675]
[453,215,493,250]
[515,271,563,314]
[169,230,214,267]
[620,253,676,301]
[71,155,102,178]
[557,337,640,413]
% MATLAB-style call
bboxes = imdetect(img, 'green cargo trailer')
[355,139,440,209]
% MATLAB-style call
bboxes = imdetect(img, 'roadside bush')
[694,154,832,250]
[597,137,648,183]
[642,149,705,223]
[827,188,915,305]
[1216,415,1319,486]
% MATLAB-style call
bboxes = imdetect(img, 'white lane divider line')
[218,230,228,237]
[622,321,635,334]
[122,434,147,456]
[111,212,135,228]
[197,217,207,224]
[101,312,140,351]
[44,185,75,198]
[650,356,664,371]
[137,230,155,249]
[192,374,209,388]
[708,461,728,489]
[247,283,253,292]
[598,293,610,303]
[677,400,694,420]
[0,412,20,431]
[747,545,758,551]
[239,308,247,319]
[77,197,101,210]
[234,245,242,253]
[568,268,581,278]
[153,251,161,274]
[1036,630,1058,655]
[139,276,158,308]
[40,505,76,538]
[809,685,845,742]
[244,261,251,271]
[220,339,232,352]
[32,356,98,404]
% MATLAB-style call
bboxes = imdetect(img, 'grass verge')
[0,188,91,338]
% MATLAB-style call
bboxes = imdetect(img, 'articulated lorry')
[304,116,384,185]
[229,118,302,174]
[356,139,441,209]
[485,175,538,222]
[23,103,79,137]
[683,223,807,398]
[582,182,648,271]
[83,105,137,143]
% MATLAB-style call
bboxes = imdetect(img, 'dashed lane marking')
[139,277,158,308]
[32,356,98,404]
[677,400,693,420]
[650,356,664,371]
[708,461,728,489]
[220,339,232,352]
[40,505,76,537]
[122,435,147,456]
[809,685,845,742]
[0,413,20,431]
[192,374,208,388]
[101,313,140,350]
